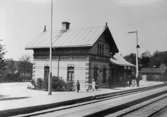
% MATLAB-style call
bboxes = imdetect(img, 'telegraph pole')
[128,30,140,86]
[48,0,53,95]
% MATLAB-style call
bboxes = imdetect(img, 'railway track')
[151,105,167,117]
[106,91,167,117]
[15,83,167,117]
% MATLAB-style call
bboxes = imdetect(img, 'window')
[97,43,104,56]
[67,66,74,82]
[44,66,49,83]
[97,44,100,56]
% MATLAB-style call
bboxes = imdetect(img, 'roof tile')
[26,26,106,49]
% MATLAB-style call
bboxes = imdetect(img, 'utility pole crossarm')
[128,30,137,34]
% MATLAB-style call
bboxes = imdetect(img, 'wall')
[89,34,111,57]
[34,47,89,59]
[33,56,89,91]
[89,60,110,87]
[87,32,112,88]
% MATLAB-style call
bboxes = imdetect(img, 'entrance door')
[67,66,74,82]
[44,66,49,88]
[67,66,74,91]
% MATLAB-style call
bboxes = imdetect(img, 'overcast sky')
[1,0,167,60]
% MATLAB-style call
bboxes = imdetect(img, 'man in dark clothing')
[76,80,80,93]
[129,74,132,87]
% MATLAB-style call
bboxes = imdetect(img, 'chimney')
[61,21,70,32]
[43,25,47,32]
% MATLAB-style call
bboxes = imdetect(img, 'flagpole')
[48,0,53,95]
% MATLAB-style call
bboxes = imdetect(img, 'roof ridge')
[25,24,109,49]
[68,24,106,31]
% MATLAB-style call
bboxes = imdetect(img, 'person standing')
[131,71,136,87]
[128,74,132,87]
[76,80,80,93]
[92,79,96,91]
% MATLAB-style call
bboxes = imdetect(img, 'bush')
[3,73,21,82]
[52,76,67,91]
[33,76,75,91]
[66,81,75,91]
[36,78,43,89]
[31,79,36,88]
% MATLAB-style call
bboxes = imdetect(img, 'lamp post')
[128,30,140,86]
[48,0,53,95]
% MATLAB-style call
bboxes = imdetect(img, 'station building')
[26,22,134,91]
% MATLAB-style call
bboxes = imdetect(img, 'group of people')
[76,73,140,93]
[76,79,96,93]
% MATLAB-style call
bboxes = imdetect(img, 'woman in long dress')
[92,79,96,91]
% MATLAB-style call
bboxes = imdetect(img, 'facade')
[109,54,135,86]
[26,22,133,91]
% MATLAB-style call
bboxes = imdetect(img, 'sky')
[1,0,167,60]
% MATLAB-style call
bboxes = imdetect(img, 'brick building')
[26,22,133,91]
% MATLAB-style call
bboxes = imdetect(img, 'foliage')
[66,81,75,91]
[52,76,67,91]
[149,51,167,67]
[2,73,21,82]
[31,79,36,88]
[34,76,68,91]
[1,58,32,82]
[36,78,43,89]
[1,59,18,82]
[18,55,33,81]
[141,56,150,68]
[125,51,167,69]
[0,43,6,79]
[124,53,136,65]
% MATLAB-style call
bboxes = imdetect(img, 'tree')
[18,55,33,81]
[149,51,167,67]
[0,43,6,80]
[125,51,167,69]
[124,53,136,65]
[5,59,17,74]
[124,53,142,70]
[3,59,19,82]
[141,51,151,68]
[141,57,150,68]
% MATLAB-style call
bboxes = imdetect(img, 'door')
[44,66,49,88]
[67,66,74,82]
[67,66,74,91]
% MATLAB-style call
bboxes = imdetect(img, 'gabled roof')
[110,54,135,67]
[25,25,118,52]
